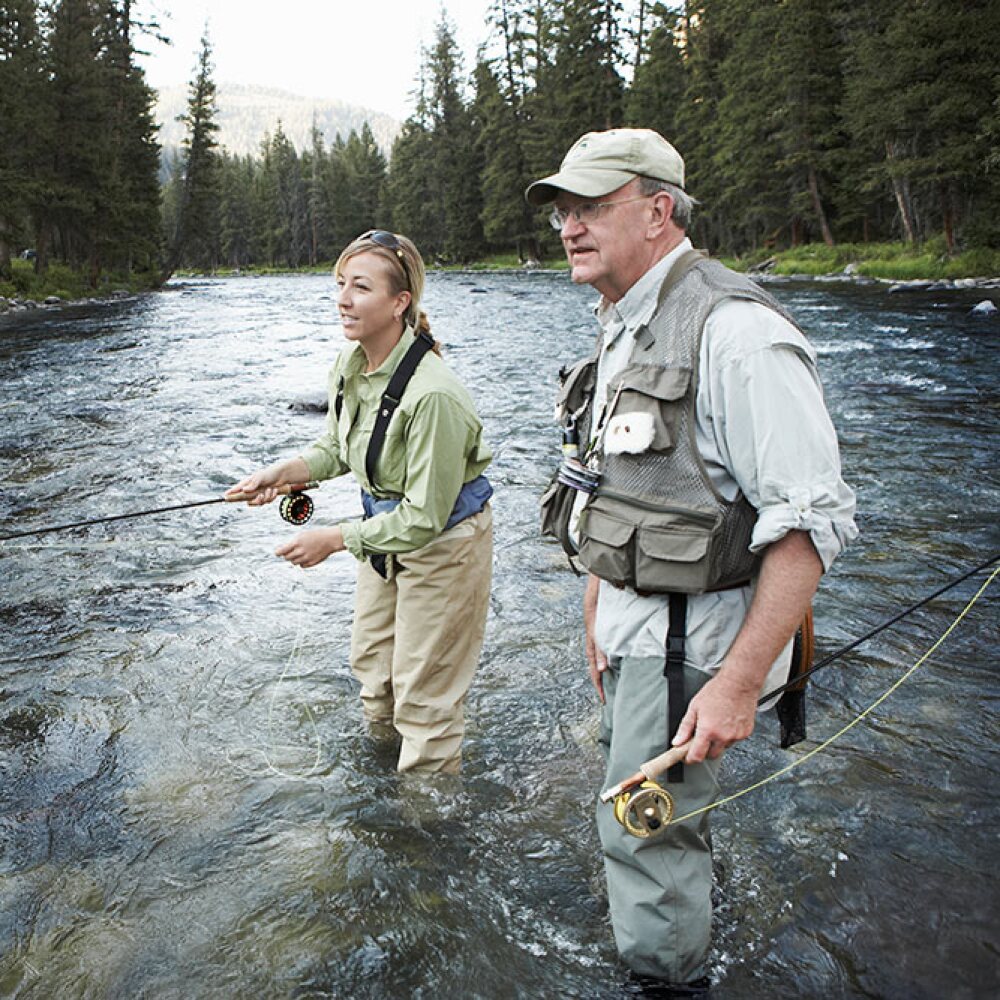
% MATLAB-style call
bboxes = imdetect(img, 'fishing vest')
[542,251,814,595]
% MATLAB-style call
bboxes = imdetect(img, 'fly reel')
[612,780,674,838]
[279,491,315,526]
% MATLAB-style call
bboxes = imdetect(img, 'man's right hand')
[584,574,608,703]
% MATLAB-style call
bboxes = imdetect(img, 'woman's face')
[335,251,410,348]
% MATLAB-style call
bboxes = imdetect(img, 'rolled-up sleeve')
[705,300,858,571]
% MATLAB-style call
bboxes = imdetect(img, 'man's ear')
[647,191,675,237]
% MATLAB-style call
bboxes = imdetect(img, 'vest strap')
[664,591,688,783]
[365,330,435,494]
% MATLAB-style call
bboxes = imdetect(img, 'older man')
[528,129,857,995]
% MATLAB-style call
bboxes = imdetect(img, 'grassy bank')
[721,238,1000,281]
[0,258,160,303]
[6,240,997,303]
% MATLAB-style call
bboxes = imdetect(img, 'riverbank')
[3,240,999,314]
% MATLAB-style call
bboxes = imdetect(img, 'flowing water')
[0,272,997,999]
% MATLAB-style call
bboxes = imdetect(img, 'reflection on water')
[1,274,997,998]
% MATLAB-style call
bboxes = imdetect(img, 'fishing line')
[667,563,999,826]
[759,551,1000,704]
[225,569,325,782]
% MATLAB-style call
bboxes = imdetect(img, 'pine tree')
[385,119,439,251]
[475,0,542,260]
[624,3,686,143]
[423,13,484,262]
[672,0,732,251]
[544,0,625,154]
[45,0,109,281]
[98,0,161,276]
[218,153,255,268]
[0,0,45,280]
[164,30,220,275]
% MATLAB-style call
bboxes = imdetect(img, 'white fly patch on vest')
[605,411,655,454]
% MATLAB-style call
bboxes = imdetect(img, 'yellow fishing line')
[669,565,999,826]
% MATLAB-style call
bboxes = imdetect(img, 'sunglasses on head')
[360,230,404,259]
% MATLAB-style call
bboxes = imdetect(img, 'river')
[1,272,997,999]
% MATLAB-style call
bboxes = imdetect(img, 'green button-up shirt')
[300,328,492,560]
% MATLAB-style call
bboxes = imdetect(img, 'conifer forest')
[1,0,998,287]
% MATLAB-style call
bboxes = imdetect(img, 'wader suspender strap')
[365,330,435,494]
[664,591,688,783]
[333,331,434,580]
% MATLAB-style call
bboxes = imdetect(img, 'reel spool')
[279,491,314,526]
[612,780,674,838]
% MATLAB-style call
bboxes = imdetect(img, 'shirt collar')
[596,237,694,349]
[344,325,415,379]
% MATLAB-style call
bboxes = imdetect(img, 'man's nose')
[561,211,585,238]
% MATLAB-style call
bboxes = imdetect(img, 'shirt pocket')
[606,364,690,453]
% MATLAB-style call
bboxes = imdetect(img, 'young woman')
[228,231,493,774]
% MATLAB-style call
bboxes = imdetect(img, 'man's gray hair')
[638,177,698,229]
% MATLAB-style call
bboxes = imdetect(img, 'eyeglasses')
[548,195,652,230]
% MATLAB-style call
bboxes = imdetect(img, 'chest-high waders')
[334,330,435,579]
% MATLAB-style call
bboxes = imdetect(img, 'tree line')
[2,1,998,287]
[0,0,160,285]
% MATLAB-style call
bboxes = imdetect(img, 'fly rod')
[0,482,319,542]
[758,551,1000,705]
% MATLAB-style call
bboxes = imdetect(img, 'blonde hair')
[335,231,438,348]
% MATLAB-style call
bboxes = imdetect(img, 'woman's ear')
[395,290,412,321]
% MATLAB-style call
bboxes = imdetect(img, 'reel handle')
[599,740,692,803]
[225,481,318,503]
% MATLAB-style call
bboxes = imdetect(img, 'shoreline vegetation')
[3,242,999,315]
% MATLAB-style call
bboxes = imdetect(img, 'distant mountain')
[154,82,401,159]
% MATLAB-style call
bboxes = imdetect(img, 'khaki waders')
[350,505,493,773]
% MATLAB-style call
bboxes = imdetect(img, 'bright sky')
[134,0,495,120]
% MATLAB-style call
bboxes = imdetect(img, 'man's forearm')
[676,529,823,760]
[720,529,822,692]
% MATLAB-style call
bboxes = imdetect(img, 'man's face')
[553,180,651,301]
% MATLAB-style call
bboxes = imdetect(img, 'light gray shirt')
[590,239,857,700]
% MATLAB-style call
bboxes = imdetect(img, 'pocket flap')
[639,526,710,563]
[612,364,690,402]
[579,507,634,546]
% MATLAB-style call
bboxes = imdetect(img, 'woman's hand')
[226,466,283,506]
[275,526,345,568]
[226,457,311,506]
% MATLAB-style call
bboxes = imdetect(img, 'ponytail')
[413,308,441,354]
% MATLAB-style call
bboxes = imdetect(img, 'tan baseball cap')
[525,128,685,205]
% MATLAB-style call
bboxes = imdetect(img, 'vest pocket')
[577,491,723,594]
[607,364,690,452]
[575,504,635,586]
[635,524,711,593]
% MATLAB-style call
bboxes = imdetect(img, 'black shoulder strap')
[334,375,345,420]
[364,330,435,494]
